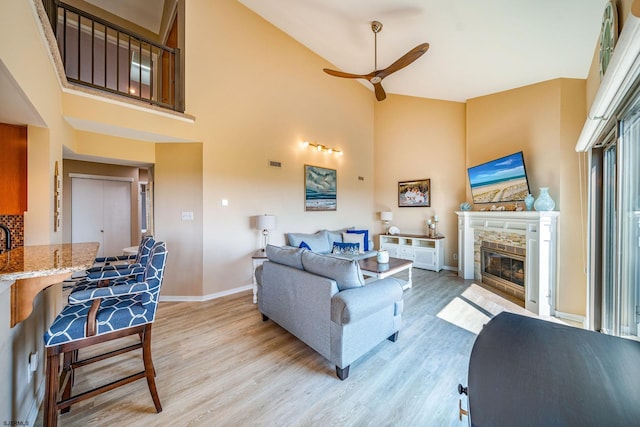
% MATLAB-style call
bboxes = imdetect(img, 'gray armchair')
[256,245,403,380]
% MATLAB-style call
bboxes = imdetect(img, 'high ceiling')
[238,0,608,102]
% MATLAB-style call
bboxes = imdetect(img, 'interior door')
[71,177,131,257]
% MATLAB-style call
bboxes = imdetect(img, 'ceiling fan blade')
[373,82,386,101]
[323,68,369,79]
[377,43,429,79]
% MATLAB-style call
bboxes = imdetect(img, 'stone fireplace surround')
[456,211,559,316]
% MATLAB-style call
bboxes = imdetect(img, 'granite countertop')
[0,242,99,282]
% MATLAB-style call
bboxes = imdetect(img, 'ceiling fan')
[323,21,429,101]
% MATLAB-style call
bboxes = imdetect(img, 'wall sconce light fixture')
[302,140,343,156]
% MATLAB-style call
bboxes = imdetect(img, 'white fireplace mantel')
[456,211,559,315]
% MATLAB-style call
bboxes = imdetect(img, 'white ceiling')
[238,0,608,102]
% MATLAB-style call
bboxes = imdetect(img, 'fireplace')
[456,211,559,316]
[481,241,525,301]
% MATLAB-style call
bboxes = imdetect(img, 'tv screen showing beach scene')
[468,152,531,204]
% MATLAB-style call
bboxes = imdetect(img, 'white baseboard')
[27,375,45,427]
[554,310,586,328]
[160,284,253,302]
[442,265,457,272]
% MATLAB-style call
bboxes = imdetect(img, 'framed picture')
[398,179,430,207]
[305,165,337,211]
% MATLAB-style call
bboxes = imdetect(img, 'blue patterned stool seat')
[64,236,156,297]
[45,293,152,346]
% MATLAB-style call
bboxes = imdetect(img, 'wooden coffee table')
[359,257,413,290]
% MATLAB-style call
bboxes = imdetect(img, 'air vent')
[269,160,282,168]
[358,176,365,181]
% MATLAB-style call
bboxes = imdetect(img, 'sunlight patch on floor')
[437,296,491,335]
[437,283,532,334]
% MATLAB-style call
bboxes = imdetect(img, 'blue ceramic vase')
[524,193,534,211]
[534,187,555,211]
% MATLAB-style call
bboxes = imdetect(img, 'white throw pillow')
[342,232,365,253]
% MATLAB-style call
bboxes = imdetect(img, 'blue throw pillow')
[346,229,369,251]
[332,242,360,255]
[299,241,311,250]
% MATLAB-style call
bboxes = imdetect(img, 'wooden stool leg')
[44,347,60,427]
[61,351,73,414]
[142,325,162,412]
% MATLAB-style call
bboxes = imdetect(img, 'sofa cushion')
[266,244,304,270]
[346,229,369,251]
[327,229,346,247]
[302,251,365,291]
[287,230,331,254]
[332,242,360,256]
[342,232,365,254]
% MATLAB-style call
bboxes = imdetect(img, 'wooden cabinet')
[0,124,27,214]
[379,234,444,272]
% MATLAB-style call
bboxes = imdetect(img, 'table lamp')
[257,214,277,251]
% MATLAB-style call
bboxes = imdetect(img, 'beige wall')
[155,143,203,297]
[373,95,466,266]
[467,78,587,315]
[185,0,375,296]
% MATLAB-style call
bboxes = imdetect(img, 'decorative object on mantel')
[376,249,389,264]
[426,214,439,237]
[388,226,400,235]
[256,214,277,251]
[459,202,472,211]
[524,193,535,211]
[534,187,555,211]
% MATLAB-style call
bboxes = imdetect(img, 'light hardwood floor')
[43,268,546,426]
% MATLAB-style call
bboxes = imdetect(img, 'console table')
[379,234,444,272]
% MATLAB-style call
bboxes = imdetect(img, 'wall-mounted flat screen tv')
[468,151,531,204]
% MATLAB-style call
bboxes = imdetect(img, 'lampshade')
[380,211,393,222]
[257,214,277,230]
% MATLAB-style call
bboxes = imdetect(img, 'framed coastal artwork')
[305,165,337,211]
[398,178,430,207]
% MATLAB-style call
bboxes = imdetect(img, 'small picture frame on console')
[398,179,430,207]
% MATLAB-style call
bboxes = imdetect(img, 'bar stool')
[43,241,168,426]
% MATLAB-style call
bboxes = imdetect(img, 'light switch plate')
[181,211,194,221]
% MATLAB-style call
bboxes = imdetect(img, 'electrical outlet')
[27,351,37,383]
[453,253,458,260]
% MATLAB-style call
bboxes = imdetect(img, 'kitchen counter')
[0,242,99,326]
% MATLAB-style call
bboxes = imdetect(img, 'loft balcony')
[42,0,184,113]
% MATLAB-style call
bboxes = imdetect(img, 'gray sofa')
[256,245,404,380]
[285,228,376,260]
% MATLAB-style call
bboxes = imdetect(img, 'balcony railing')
[43,0,183,112]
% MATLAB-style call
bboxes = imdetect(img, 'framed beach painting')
[305,165,337,211]
[398,179,430,207]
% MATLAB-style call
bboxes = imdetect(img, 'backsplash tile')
[0,214,24,251]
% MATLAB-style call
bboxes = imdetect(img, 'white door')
[71,177,131,257]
